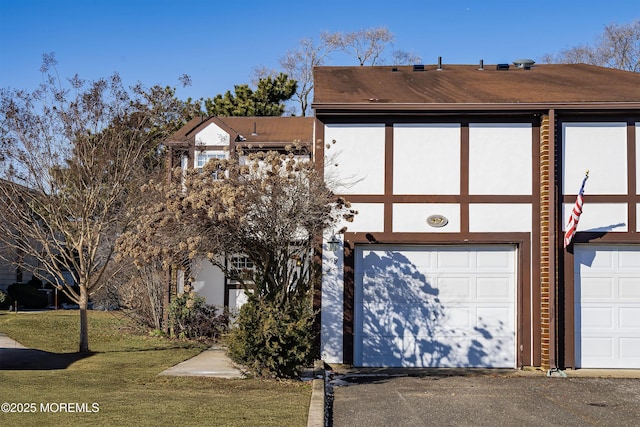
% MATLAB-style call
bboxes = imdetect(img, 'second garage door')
[574,245,640,369]
[354,245,516,368]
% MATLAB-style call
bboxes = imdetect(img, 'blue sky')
[1,0,638,103]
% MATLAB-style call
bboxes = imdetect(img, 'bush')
[226,292,318,379]
[7,279,49,309]
[0,289,12,309]
[169,285,228,340]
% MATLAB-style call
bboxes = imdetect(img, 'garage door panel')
[355,245,516,368]
[575,245,640,369]
[582,337,614,357]
[477,277,513,300]
[436,277,473,299]
[619,278,640,298]
[618,250,640,270]
[578,277,614,300]
[619,307,640,328]
[477,307,514,330]
[580,306,614,328]
[620,338,640,358]
[476,250,514,270]
[437,251,472,269]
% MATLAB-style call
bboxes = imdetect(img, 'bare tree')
[0,55,191,352]
[280,37,334,116]
[322,27,395,66]
[541,20,639,72]
[390,49,423,66]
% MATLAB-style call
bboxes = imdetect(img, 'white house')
[166,116,315,313]
[313,62,640,370]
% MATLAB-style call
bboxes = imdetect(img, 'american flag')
[564,173,589,248]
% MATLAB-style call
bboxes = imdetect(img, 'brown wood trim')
[563,247,575,368]
[343,241,355,365]
[628,122,637,233]
[314,103,640,114]
[340,195,535,203]
[314,117,325,178]
[529,120,541,367]
[384,123,394,233]
[460,123,470,234]
[562,194,640,203]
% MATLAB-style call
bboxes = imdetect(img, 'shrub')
[0,289,11,309]
[7,279,49,309]
[226,291,318,379]
[168,285,227,340]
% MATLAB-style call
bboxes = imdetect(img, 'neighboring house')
[166,116,314,313]
[313,62,640,370]
[0,244,34,291]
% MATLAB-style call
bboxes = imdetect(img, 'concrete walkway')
[159,345,245,379]
[0,332,26,348]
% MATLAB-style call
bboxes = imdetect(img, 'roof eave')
[312,102,640,114]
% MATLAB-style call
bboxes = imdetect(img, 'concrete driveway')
[329,370,640,426]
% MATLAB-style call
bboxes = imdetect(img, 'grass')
[0,310,311,426]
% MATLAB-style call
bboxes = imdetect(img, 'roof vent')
[251,122,258,136]
[479,59,484,70]
[412,64,424,71]
[496,63,510,70]
[437,56,443,70]
[391,66,398,72]
[513,59,535,70]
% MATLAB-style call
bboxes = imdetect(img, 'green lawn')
[0,310,311,427]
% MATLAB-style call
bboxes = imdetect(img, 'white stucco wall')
[468,123,532,195]
[562,203,627,233]
[393,203,460,233]
[190,258,226,308]
[563,122,628,195]
[321,233,344,363]
[339,203,385,233]
[324,124,386,195]
[469,204,532,233]
[393,124,461,195]
[195,123,230,146]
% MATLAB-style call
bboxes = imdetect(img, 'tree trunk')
[78,285,90,353]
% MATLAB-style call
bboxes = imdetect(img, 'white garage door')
[354,245,516,368]
[575,246,640,369]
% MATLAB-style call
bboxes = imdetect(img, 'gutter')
[313,102,640,114]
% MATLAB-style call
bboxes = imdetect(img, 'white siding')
[392,203,460,233]
[469,204,532,233]
[393,124,461,195]
[563,123,627,195]
[321,233,345,363]
[340,203,385,233]
[468,124,532,195]
[324,124,386,195]
[190,258,226,308]
[195,123,230,146]
[562,203,627,233]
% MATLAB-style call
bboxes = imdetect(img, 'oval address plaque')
[426,214,448,228]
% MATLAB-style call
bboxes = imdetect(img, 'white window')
[229,255,255,281]
[195,151,226,170]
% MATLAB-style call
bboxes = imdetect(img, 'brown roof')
[312,64,640,111]
[169,116,314,146]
